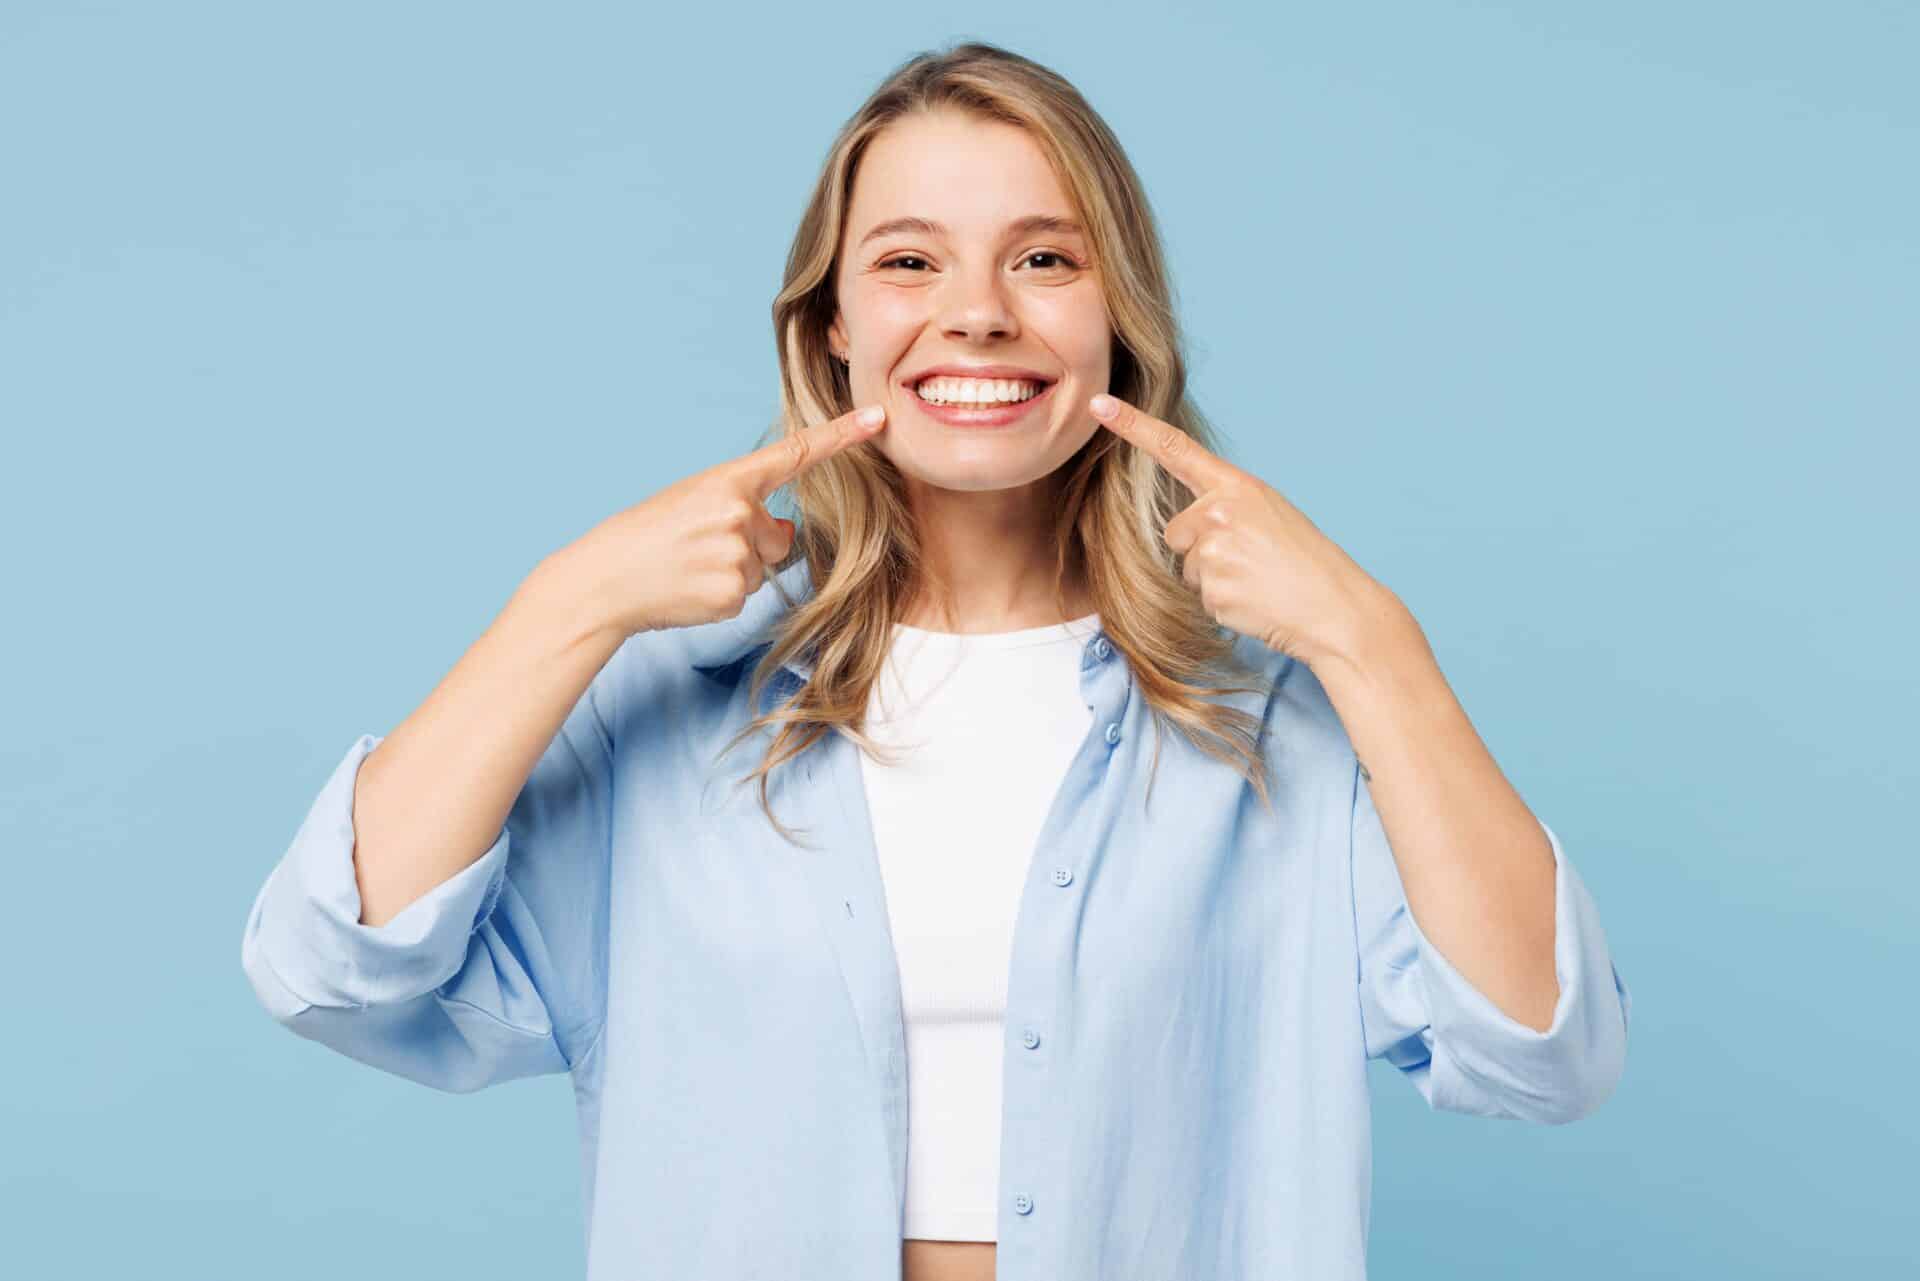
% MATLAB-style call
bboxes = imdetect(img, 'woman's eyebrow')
[857,214,1085,248]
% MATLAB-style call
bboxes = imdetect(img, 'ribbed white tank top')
[857,610,1101,1242]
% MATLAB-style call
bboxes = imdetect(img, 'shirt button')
[1052,867,1073,887]
[1013,1193,1033,1215]
[1093,636,1113,661]
[1021,1028,1041,1049]
[1104,722,1122,746]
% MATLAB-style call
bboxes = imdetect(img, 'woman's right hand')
[554,403,889,640]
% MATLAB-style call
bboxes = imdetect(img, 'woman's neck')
[897,473,1093,633]
[899,568,1095,631]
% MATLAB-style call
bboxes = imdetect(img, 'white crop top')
[856,610,1102,1242]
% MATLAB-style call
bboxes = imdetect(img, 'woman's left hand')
[1088,393,1415,671]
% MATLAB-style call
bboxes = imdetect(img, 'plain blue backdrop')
[4,2,1912,1275]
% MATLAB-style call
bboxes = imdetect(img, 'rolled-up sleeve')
[1351,759,1631,1124]
[241,669,616,1093]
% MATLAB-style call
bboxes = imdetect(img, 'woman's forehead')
[849,115,1074,234]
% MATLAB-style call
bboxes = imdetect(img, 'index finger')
[737,404,887,499]
[1089,394,1237,493]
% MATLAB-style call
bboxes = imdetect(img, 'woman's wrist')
[519,544,632,654]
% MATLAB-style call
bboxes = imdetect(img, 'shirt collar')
[686,557,819,687]
[686,557,1118,689]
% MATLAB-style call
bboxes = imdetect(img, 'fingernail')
[1090,394,1117,417]
[858,405,884,427]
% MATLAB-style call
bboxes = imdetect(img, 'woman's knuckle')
[782,433,811,472]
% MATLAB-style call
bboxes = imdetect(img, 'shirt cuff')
[244,733,512,1012]
[1408,818,1632,1124]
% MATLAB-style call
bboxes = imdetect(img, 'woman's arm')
[350,548,624,927]
[238,546,627,1089]
[1316,608,1561,1031]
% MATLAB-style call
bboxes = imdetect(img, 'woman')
[241,42,1631,1281]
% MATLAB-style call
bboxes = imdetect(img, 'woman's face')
[828,110,1112,495]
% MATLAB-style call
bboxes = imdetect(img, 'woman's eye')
[876,252,1081,272]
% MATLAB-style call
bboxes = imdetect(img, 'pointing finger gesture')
[566,404,888,639]
[1088,393,1402,669]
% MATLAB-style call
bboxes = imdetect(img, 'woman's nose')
[933,266,1018,343]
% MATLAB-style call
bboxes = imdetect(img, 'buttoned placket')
[992,626,1131,1270]
[747,628,1133,1269]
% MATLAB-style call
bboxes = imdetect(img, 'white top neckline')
[890,612,1101,651]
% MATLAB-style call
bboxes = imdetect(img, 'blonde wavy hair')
[723,40,1280,844]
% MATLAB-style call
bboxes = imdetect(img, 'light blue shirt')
[241,557,1631,1280]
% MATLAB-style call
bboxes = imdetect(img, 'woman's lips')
[904,380,1057,428]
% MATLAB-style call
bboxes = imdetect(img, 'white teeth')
[914,376,1045,406]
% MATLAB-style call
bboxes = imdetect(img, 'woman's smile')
[905,376,1059,428]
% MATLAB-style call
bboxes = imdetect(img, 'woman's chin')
[885,442,1064,494]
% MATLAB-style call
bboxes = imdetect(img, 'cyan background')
[4,2,1911,1275]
